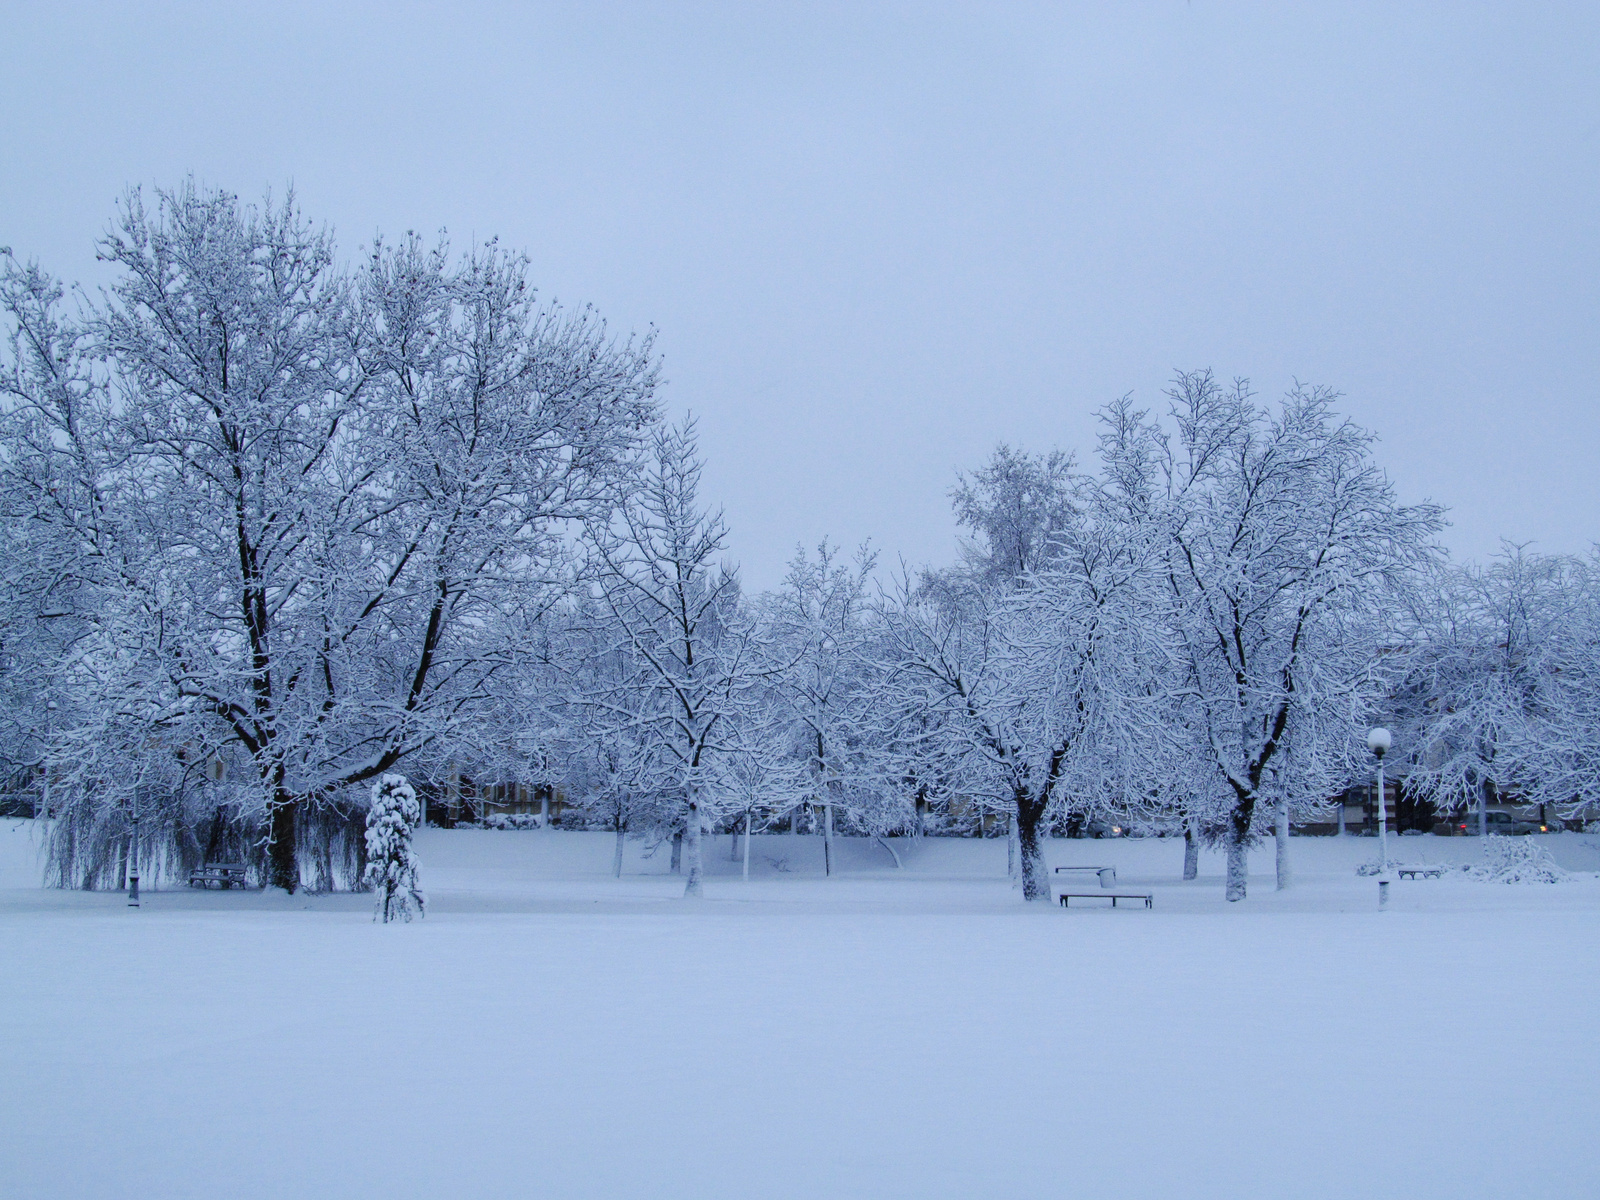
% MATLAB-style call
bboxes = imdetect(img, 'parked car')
[1448,810,1550,836]
[1085,818,1127,838]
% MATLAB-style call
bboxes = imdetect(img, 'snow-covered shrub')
[1463,835,1569,884]
[1354,860,1390,876]
[363,775,425,922]
[480,813,544,831]
[549,809,609,830]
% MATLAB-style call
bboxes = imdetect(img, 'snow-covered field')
[3,822,1598,1200]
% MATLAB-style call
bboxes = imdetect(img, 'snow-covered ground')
[3,821,1598,1199]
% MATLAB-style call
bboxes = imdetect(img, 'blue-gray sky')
[4,2,1597,589]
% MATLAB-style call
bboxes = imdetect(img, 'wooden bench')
[1059,892,1152,909]
[1054,865,1116,887]
[188,862,249,889]
[1396,866,1446,880]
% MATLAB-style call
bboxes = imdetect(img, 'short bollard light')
[1378,879,1390,910]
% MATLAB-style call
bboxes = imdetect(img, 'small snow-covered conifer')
[364,774,425,922]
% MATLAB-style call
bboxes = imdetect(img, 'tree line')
[3,184,1595,902]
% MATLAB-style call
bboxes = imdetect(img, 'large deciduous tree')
[878,437,1162,902]
[0,183,658,891]
[1126,372,1443,901]
[1398,547,1600,830]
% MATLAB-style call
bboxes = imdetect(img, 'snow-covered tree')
[1395,549,1572,831]
[584,417,760,898]
[364,774,424,922]
[0,183,659,892]
[1123,372,1443,900]
[1397,548,1600,828]
[1514,552,1600,821]
[718,687,811,872]
[767,540,906,869]
[950,444,1078,586]
[541,602,662,876]
[877,447,1163,901]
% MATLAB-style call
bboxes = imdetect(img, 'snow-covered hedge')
[479,813,545,831]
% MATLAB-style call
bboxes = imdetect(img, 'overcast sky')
[4,2,1597,590]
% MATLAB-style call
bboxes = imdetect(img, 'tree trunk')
[1274,799,1291,891]
[1225,829,1248,902]
[613,826,626,878]
[320,825,336,893]
[670,829,682,873]
[823,802,833,877]
[1008,816,1019,879]
[1337,794,1346,836]
[683,785,704,899]
[1015,789,1050,902]
[268,792,299,893]
[1224,782,1259,902]
[1182,819,1199,881]
[204,805,227,863]
[355,818,370,891]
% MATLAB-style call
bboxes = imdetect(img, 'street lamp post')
[1368,726,1392,873]
[514,732,538,825]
